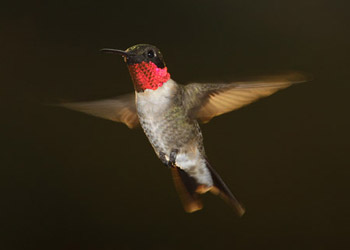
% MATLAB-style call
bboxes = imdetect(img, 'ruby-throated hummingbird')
[60,44,308,215]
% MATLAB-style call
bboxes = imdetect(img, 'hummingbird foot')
[159,152,169,167]
[159,149,179,168]
[169,149,179,167]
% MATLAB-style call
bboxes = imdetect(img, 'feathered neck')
[127,61,170,92]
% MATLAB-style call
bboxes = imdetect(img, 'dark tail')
[205,161,245,216]
[170,161,245,216]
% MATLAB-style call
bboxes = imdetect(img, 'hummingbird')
[59,44,308,215]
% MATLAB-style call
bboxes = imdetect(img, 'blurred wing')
[58,93,139,128]
[171,166,203,213]
[184,72,309,123]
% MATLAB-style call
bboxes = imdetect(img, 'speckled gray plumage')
[136,80,206,161]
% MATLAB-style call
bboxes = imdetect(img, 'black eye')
[147,50,155,58]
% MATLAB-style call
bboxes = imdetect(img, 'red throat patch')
[128,61,170,92]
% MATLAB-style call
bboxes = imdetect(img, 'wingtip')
[171,167,204,213]
[183,201,203,213]
[240,71,313,85]
[284,71,313,83]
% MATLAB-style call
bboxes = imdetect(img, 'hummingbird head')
[101,44,170,92]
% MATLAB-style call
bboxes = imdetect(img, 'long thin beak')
[100,48,130,57]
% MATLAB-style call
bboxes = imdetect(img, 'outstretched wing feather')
[184,72,310,123]
[58,93,139,128]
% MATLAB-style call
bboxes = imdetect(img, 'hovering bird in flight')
[60,44,308,215]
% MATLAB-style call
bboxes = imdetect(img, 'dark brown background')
[1,0,349,249]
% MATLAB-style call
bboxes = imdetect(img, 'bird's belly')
[139,114,197,154]
[140,116,212,186]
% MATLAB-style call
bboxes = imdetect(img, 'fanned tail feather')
[206,161,245,216]
[170,161,245,216]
